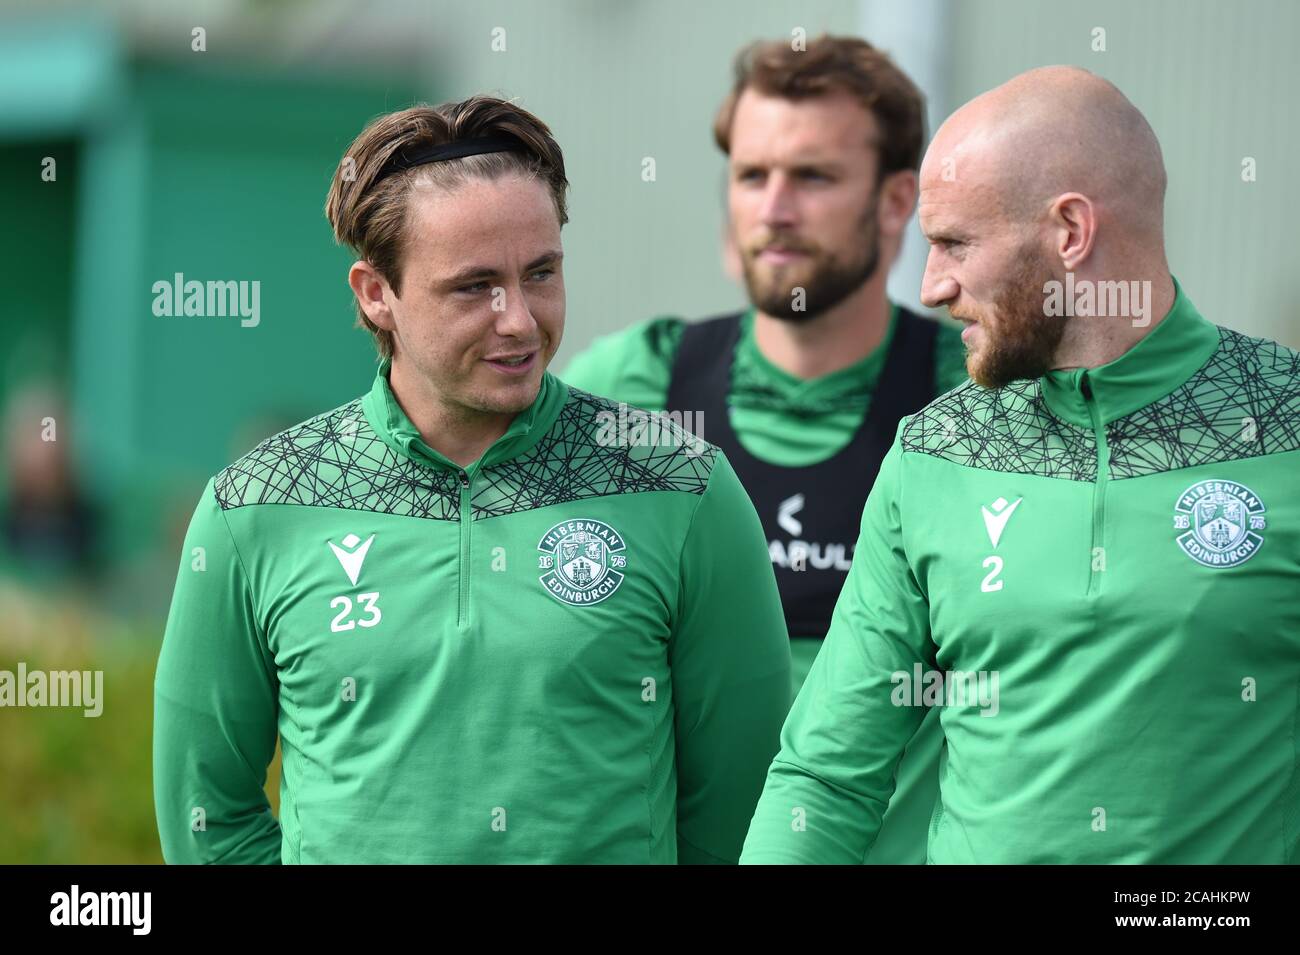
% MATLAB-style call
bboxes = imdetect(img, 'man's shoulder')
[1112,324,1300,476]
[510,383,721,499]
[896,324,1300,479]
[900,376,1039,452]
[1169,323,1300,415]
[1204,324,1300,388]
[896,377,1096,480]
[211,395,452,516]
[559,315,689,403]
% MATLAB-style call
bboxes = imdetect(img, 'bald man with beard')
[741,67,1300,864]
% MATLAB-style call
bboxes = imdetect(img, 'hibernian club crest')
[1172,480,1266,568]
[537,518,628,606]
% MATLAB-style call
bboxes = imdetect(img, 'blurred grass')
[0,623,282,864]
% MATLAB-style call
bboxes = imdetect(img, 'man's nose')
[920,248,958,309]
[491,284,540,336]
[758,172,798,228]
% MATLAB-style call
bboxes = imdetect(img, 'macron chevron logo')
[778,494,805,537]
[980,497,1022,549]
[328,533,375,586]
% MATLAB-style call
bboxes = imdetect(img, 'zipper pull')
[459,470,470,489]
[1080,373,1093,401]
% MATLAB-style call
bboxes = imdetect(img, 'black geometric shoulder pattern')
[213,386,719,520]
[471,387,717,519]
[213,398,461,519]
[901,378,1097,481]
[899,327,1300,481]
[1109,327,1300,478]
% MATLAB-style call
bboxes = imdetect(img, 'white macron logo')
[778,494,805,537]
[329,533,375,586]
[980,497,1022,549]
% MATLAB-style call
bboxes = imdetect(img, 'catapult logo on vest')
[152,272,261,327]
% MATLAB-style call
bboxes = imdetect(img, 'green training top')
[742,281,1300,863]
[153,360,791,864]
[561,302,967,865]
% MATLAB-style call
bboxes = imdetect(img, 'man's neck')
[389,358,516,470]
[1051,269,1176,372]
[753,271,892,380]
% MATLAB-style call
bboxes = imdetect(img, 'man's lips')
[756,247,809,265]
[483,351,538,376]
[952,315,980,342]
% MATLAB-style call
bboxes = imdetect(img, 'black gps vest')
[665,308,938,638]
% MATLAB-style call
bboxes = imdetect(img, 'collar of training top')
[360,355,567,473]
[1039,276,1221,428]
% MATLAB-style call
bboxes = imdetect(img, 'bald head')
[924,66,1166,238]
[918,67,1177,389]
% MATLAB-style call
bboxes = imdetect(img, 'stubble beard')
[740,195,882,323]
[958,245,1068,389]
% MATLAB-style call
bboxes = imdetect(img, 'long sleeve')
[669,452,791,864]
[153,477,282,864]
[741,436,936,864]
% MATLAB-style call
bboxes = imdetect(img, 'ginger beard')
[955,241,1068,389]
[739,194,881,323]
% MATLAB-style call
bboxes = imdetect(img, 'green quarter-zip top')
[742,280,1300,863]
[154,360,791,864]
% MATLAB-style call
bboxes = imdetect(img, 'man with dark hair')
[743,67,1300,864]
[153,96,790,864]
[563,34,966,863]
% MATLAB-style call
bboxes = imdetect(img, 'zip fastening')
[457,468,472,628]
[1081,374,1110,596]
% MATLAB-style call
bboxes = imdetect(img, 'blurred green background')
[1,0,1296,863]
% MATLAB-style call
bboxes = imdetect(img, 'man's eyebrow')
[790,160,845,174]
[440,250,563,286]
[525,250,563,271]
[442,264,497,285]
[920,222,968,243]
[733,157,844,172]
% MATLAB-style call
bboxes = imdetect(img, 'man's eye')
[528,268,554,282]
[458,282,489,294]
[736,169,764,184]
[797,170,830,182]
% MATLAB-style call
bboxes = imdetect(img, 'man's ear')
[348,261,397,333]
[877,169,919,240]
[1050,193,1098,271]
